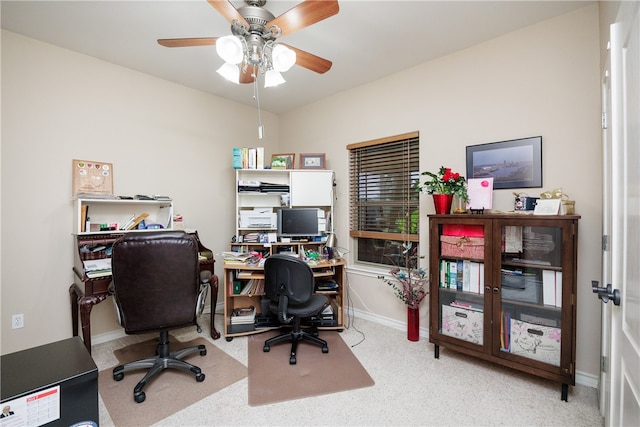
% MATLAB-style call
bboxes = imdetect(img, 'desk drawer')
[83,278,111,295]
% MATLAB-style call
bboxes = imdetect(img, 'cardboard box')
[441,235,484,260]
[509,319,561,366]
[441,305,483,345]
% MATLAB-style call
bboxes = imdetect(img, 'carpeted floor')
[91,314,604,426]
[98,336,247,426]
[247,329,375,406]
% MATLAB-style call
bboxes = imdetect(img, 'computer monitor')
[277,208,321,239]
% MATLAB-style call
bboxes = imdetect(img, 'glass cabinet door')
[498,224,563,366]
[436,222,488,347]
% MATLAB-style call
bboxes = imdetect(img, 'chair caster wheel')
[289,356,297,365]
[322,346,329,353]
[196,373,205,382]
[134,392,146,403]
[199,348,207,356]
[113,372,124,381]
[263,345,270,352]
[226,337,233,342]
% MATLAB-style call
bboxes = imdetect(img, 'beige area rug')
[247,330,375,406]
[99,336,247,426]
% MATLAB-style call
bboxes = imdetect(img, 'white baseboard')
[91,303,220,345]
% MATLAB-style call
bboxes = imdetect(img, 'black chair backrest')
[111,231,199,334]
[264,254,315,306]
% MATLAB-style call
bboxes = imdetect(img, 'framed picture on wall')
[72,159,114,195]
[271,153,295,169]
[300,153,326,169]
[466,136,542,189]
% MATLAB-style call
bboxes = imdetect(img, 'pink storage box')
[441,235,485,260]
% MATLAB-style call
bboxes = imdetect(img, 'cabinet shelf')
[429,214,580,401]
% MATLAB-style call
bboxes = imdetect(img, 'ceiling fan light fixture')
[271,44,296,72]
[216,35,244,64]
[216,63,240,84]
[264,69,286,87]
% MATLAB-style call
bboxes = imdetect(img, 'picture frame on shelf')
[466,136,542,189]
[72,159,114,195]
[300,153,326,169]
[271,153,295,169]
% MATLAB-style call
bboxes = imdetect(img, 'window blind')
[348,132,420,243]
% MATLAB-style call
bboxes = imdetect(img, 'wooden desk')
[69,231,220,354]
[222,258,346,340]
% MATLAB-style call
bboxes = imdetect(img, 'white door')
[599,47,613,419]
[603,3,640,426]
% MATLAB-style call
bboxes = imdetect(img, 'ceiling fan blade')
[282,44,332,74]
[267,0,339,38]
[207,0,250,30]
[157,37,217,48]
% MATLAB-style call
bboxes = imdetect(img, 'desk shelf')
[222,258,346,341]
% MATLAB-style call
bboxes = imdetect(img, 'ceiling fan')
[158,0,339,86]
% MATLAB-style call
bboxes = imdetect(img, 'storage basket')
[441,235,484,259]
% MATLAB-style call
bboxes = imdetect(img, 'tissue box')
[441,305,483,345]
[441,235,484,260]
[509,319,561,366]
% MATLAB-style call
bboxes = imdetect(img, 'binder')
[542,270,556,306]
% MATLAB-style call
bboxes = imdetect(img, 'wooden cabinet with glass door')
[428,214,580,401]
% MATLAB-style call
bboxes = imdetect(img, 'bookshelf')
[428,213,580,401]
[234,169,334,243]
[225,169,342,340]
[74,198,173,234]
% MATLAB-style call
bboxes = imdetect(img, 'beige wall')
[1,4,604,384]
[0,30,280,352]
[280,4,603,383]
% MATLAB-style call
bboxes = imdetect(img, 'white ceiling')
[1,0,594,114]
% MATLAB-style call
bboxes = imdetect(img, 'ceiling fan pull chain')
[253,73,264,139]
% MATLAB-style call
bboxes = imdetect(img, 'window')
[348,132,420,266]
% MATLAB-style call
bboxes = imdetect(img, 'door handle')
[591,280,621,306]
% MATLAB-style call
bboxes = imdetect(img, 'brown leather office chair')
[110,231,208,403]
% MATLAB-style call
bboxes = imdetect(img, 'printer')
[239,208,277,229]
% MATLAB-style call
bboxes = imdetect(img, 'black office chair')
[109,231,208,403]
[262,254,329,364]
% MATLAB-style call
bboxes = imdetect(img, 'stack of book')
[218,251,253,265]
[315,279,339,293]
[232,147,265,170]
[119,213,149,230]
[230,306,256,325]
[82,258,112,278]
[240,279,264,296]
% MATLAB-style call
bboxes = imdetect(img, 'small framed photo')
[300,153,326,169]
[271,153,295,169]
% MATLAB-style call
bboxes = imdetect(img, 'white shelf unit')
[235,169,334,243]
[73,198,174,235]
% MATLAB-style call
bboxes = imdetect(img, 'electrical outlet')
[12,314,24,329]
